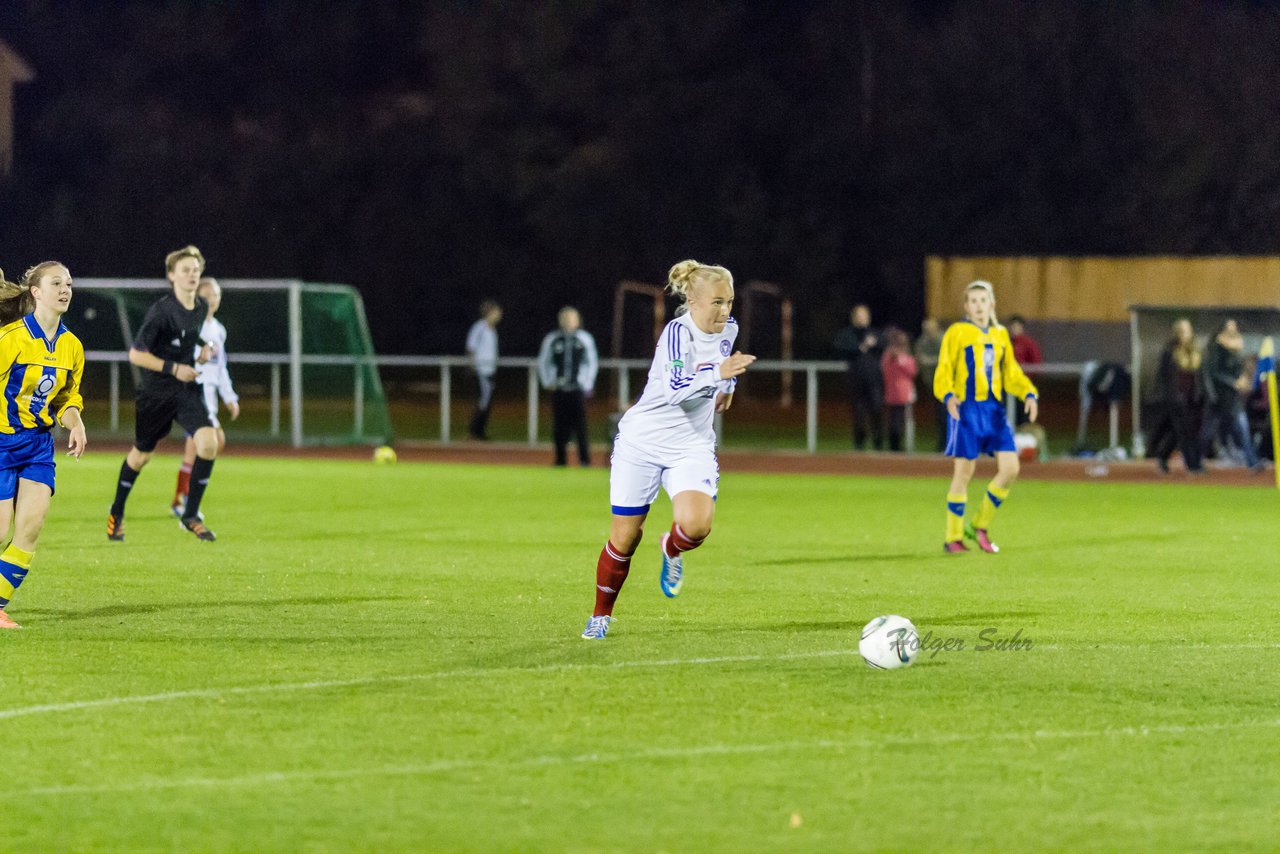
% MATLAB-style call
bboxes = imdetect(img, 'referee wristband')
[162,360,174,376]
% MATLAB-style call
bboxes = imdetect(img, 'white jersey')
[466,320,498,377]
[195,317,237,404]
[616,313,738,451]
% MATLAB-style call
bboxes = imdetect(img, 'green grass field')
[5,454,1279,850]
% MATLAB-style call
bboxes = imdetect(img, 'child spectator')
[880,327,918,452]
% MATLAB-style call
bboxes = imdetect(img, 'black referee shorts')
[134,384,216,452]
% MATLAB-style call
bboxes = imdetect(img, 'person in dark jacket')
[1199,319,1261,470]
[834,304,884,450]
[1147,318,1205,474]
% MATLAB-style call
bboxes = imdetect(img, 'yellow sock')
[0,544,33,607]
[945,492,967,542]
[973,483,1010,530]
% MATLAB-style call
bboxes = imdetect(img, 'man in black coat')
[834,304,884,450]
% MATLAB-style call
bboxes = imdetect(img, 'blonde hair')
[0,262,63,325]
[198,276,220,295]
[0,267,31,326]
[666,260,733,314]
[165,244,206,274]
[1171,318,1202,371]
[964,280,997,324]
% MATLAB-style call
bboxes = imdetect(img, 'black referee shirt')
[133,293,208,393]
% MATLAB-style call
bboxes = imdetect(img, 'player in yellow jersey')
[0,262,87,628]
[934,281,1037,554]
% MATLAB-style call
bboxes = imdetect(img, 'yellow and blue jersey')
[0,314,85,434]
[933,321,1037,406]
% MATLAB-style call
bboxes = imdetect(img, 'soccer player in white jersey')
[581,260,756,640]
[171,277,239,518]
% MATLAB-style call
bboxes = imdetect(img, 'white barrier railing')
[85,351,1119,452]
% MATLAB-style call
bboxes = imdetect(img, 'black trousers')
[468,372,494,439]
[848,374,884,450]
[552,389,590,465]
[1148,402,1202,471]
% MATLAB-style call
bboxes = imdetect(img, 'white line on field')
[20,717,1280,797]
[0,649,857,722]
[2,642,1277,723]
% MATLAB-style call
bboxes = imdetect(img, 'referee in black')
[536,306,599,467]
[107,245,220,542]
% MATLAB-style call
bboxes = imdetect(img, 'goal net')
[70,279,392,447]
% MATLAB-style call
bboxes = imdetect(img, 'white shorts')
[201,384,221,430]
[609,437,719,516]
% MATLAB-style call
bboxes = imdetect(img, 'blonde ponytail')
[0,266,35,326]
[666,259,733,314]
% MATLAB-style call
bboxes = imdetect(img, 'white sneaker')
[581,615,612,640]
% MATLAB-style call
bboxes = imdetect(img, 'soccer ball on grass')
[372,445,398,465]
[859,615,919,670]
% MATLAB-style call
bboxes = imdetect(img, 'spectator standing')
[1007,315,1043,425]
[880,327,918,452]
[1200,319,1261,471]
[466,300,502,440]
[1148,318,1205,474]
[833,304,884,450]
[537,306,599,467]
[914,317,946,451]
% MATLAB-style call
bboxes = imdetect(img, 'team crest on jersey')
[719,340,730,356]
[31,373,57,409]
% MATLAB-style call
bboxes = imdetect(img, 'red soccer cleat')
[0,609,22,629]
[943,540,970,554]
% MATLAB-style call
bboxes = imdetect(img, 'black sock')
[184,456,215,521]
[110,460,140,517]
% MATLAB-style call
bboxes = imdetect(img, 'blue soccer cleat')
[581,615,612,640]
[659,533,683,598]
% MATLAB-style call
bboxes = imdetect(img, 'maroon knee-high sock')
[594,541,633,617]
[174,463,192,503]
[663,523,706,558]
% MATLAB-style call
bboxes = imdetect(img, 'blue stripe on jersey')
[4,366,25,430]
[964,346,977,402]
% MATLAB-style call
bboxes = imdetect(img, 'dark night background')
[2,1,1279,358]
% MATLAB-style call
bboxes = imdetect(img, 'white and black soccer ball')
[859,615,919,670]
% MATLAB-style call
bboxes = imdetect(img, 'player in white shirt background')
[172,277,239,518]
[582,260,756,640]
[465,299,502,440]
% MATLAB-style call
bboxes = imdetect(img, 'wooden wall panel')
[926,257,1280,322]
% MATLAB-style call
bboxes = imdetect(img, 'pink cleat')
[965,523,1000,554]
[0,609,22,629]
[943,540,970,554]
